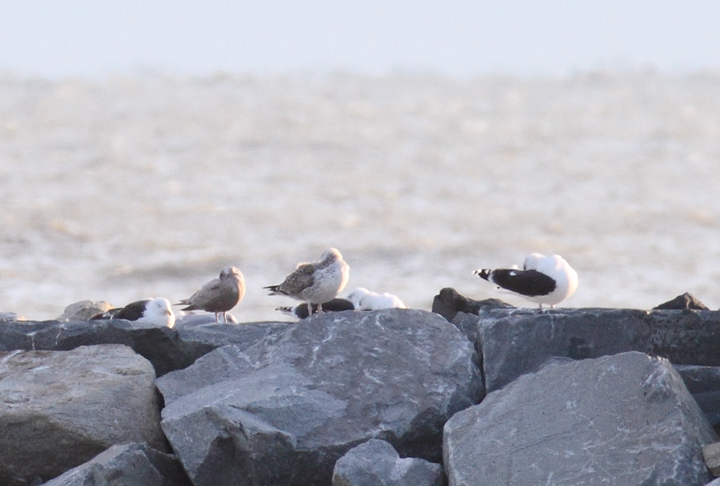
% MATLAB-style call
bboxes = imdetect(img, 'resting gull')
[275,298,355,319]
[345,287,407,310]
[90,297,176,328]
[265,248,350,316]
[176,266,245,324]
[474,253,578,309]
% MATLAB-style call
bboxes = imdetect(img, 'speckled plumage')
[265,248,350,316]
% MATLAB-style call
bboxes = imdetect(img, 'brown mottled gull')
[264,248,350,316]
[176,266,245,323]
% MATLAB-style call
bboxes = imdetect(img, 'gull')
[275,298,355,319]
[176,266,245,324]
[474,253,578,309]
[91,297,176,328]
[265,248,350,316]
[345,287,407,310]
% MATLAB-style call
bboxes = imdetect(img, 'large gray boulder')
[55,300,114,321]
[0,319,289,376]
[332,439,444,486]
[157,309,481,486]
[0,345,166,486]
[444,351,717,486]
[676,364,720,429]
[41,443,192,486]
[456,306,720,393]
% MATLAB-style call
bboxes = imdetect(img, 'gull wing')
[489,269,556,297]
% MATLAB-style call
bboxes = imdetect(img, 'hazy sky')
[1,1,719,78]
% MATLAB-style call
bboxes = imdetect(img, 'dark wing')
[489,269,556,297]
[113,299,151,321]
[321,298,355,312]
[301,299,355,318]
[90,308,122,320]
[294,303,311,318]
[266,263,316,296]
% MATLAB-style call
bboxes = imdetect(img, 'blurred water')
[1,72,719,321]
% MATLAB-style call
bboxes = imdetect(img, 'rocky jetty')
[1,290,720,485]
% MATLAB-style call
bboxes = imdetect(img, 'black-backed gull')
[275,298,355,319]
[91,297,176,328]
[474,253,578,309]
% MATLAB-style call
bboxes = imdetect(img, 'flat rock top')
[0,344,154,411]
[159,309,479,407]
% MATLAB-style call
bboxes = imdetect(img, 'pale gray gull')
[176,266,245,324]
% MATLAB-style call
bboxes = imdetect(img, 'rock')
[56,300,114,321]
[458,304,720,393]
[431,287,513,322]
[675,364,720,429]
[157,309,481,486]
[41,443,192,486]
[0,313,25,322]
[332,439,444,486]
[703,442,720,477]
[175,313,238,326]
[0,345,166,486]
[0,319,289,377]
[653,292,709,310]
[444,352,717,486]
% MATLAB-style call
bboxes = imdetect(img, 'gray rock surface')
[431,287,513,322]
[653,292,709,310]
[703,442,720,477]
[458,305,720,393]
[0,318,288,376]
[443,351,717,486]
[41,443,192,486]
[332,439,444,486]
[56,300,114,321]
[0,345,166,486]
[174,313,239,326]
[676,364,720,428]
[157,309,481,486]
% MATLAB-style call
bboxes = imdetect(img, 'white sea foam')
[0,72,719,320]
